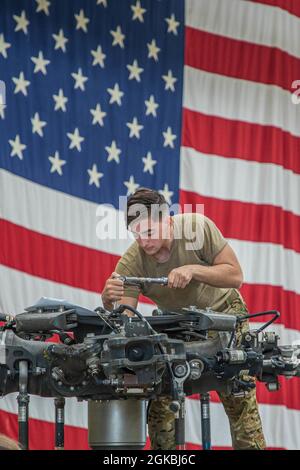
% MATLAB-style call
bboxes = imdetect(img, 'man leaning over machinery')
[102,187,266,450]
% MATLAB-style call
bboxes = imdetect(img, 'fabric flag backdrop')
[0,0,299,450]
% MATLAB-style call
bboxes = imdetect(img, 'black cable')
[236,310,280,334]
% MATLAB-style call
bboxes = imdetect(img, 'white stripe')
[186,399,300,450]
[0,395,299,449]
[0,169,133,256]
[183,66,300,138]
[186,0,300,59]
[0,265,151,317]
[180,146,300,217]
[229,238,300,295]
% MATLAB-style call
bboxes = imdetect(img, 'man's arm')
[168,244,243,289]
[102,272,139,313]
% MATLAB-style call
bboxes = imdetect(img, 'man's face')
[129,215,171,255]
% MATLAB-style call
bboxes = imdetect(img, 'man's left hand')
[168,265,194,289]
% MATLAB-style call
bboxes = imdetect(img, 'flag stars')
[163,127,177,148]
[90,103,106,127]
[91,45,106,68]
[110,26,125,48]
[142,152,157,175]
[159,184,173,205]
[31,112,47,137]
[162,70,177,92]
[88,164,104,188]
[165,13,180,35]
[0,105,5,120]
[147,39,160,62]
[67,128,84,152]
[35,0,51,15]
[145,95,159,117]
[12,71,30,96]
[52,29,68,52]
[31,51,50,75]
[13,11,30,35]
[127,59,144,82]
[0,34,11,59]
[49,151,66,176]
[105,140,121,163]
[9,135,26,160]
[71,68,88,91]
[75,9,90,33]
[53,89,68,112]
[107,83,124,106]
[131,1,146,22]
[126,117,144,139]
[124,176,139,195]
[97,0,107,6]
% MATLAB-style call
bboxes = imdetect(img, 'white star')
[124,176,139,196]
[159,184,174,205]
[12,71,30,96]
[163,126,177,149]
[52,29,68,52]
[162,70,177,92]
[127,59,144,82]
[88,164,104,188]
[145,95,159,117]
[0,34,11,59]
[71,68,88,91]
[131,1,146,22]
[97,0,107,6]
[90,103,106,127]
[75,9,90,33]
[142,151,157,175]
[9,134,26,160]
[107,83,124,106]
[0,105,5,120]
[165,13,180,35]
[53,89,68,112]
[110,26,125,49]
[31,51,50,75]
[49,151,66,176]
[147,39,160,62]
[105,140,121,163]
[13,11,30,35]
[31,112,47,137]
[67,128,84,152]
[126,117,144,139]
[35,0,50,15]
[91,45,106,68]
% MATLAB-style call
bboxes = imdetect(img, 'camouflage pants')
[148,297,266,450]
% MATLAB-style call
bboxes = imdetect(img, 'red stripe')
[0,219,153,306]
[246,0,300,17]
[2,218,300,329]
[179,189,300,254]
[185,27,299,93]
[182,108,300,175]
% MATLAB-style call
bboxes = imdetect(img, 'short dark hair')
[126,188,168,228]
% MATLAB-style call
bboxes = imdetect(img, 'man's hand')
[168,265,194,289]
[102,272,124,310]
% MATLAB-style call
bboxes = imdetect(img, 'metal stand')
[54,397,65,450]
[17,361,29,450]
[200,392,211,450]
[175,399,186,450]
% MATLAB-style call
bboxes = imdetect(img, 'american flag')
[0,0,299,450]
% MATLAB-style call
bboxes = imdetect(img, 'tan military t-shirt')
[115,213,243,311]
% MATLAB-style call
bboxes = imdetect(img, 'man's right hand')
[102,272,125,310]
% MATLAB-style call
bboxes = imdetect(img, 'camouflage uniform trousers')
[147,297,266,450]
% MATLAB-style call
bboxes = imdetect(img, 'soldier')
[102,188,266,450]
